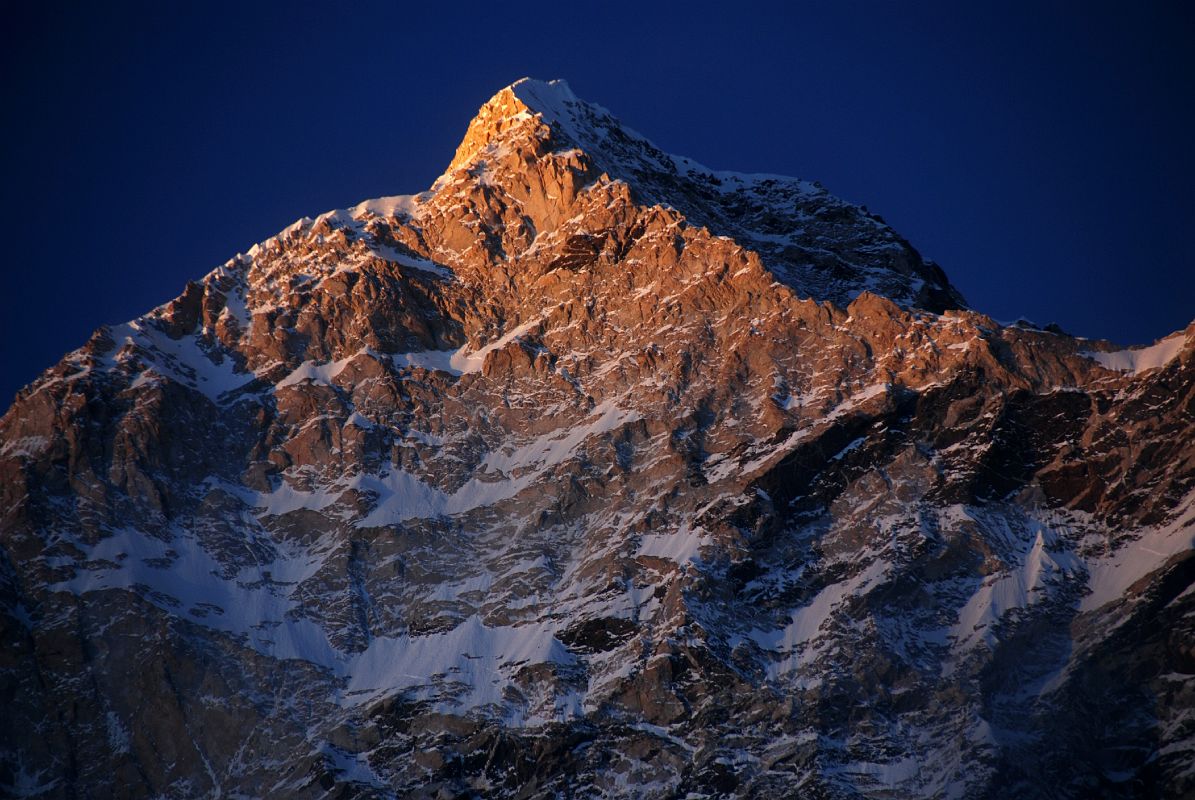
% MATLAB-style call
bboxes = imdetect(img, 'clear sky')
[2,1,1192,410]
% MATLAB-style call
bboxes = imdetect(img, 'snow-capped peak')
[506,77,579,117]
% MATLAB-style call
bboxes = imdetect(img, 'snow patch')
[359,401,641,526]
[342,615,574,711]
[637,523,710,564]
[952,525,1083,650]
[47,522,578,722]
[276,353,358,389]
[450,317,543,374]
[350,194,420,220]
[366,243,453,280]
[751,557,890,675]
[391,349,460,375]
[1081,493,1195,612]
[1081,332,1187,375]
[50,523,342,666]
[103,321,256,403]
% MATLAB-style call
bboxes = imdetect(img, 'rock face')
[1,78,1193,799]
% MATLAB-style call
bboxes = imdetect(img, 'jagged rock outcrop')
[1,78,1193,799]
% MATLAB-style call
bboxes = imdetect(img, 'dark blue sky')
[3,2,1193,410]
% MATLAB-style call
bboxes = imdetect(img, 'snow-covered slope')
[1,79,1193,799]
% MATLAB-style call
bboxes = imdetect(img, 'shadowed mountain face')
[1,78,1192,799]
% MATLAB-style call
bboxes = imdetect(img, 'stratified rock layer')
[1,79,1193,799]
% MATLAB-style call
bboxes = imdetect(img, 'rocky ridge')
[1,78,1193,799]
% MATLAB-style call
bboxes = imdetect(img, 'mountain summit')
[447,78,580,171]
[441,77,965,313]
[2,79,1193,798]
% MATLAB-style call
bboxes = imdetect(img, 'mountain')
[1,78,1193,799]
